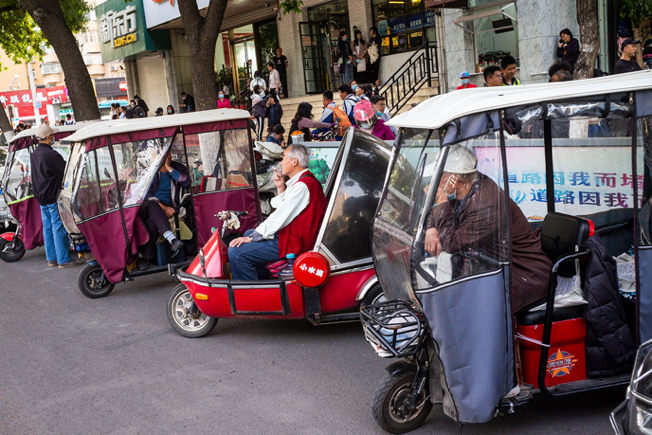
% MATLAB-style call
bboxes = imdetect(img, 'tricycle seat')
[539,212,592,277]
[266,259,288,278]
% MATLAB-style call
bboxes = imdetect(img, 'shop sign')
[389,17,406,34]
[407,13,423,30]
[0,85,69,119]
[100,6,138,48]
[424,9,436,27]
[378,20,389,36]
[119,81,128,91]
[143,0,209,29]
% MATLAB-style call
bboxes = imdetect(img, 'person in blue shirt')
[313,90,337,138]
[338,84,358,125]
[137,150,191,270]
[267,124,286,147]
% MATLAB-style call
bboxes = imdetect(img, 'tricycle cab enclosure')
[373,70,652,425]
[60,109,259,284]
[177,128,391,321]
[1,123,91,257]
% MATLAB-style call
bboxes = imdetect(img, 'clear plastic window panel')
[3,148,32,203]
[416,133,508,289]
[71,147,118,221]
[185,129,252,194]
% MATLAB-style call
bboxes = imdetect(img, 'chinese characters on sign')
[100,6,138,48]
[298,263,325,278]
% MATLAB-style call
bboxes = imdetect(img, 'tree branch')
[0,5,20,13]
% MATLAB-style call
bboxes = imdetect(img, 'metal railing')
[231,87,251,110]
[379,38,439,117]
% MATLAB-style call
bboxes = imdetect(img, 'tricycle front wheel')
[167,284,218,338]
[0,237,25,262]
[78,263,115,298]
[373,371,432,434]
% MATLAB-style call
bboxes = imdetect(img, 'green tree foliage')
[0,0,91,68]
[620,0,652,29]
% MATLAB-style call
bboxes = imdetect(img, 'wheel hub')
[389,386,424,423]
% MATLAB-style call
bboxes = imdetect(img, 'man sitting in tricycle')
[227,144,327,280]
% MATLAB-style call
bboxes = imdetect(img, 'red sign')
[0,85,69,120]
[293,252,331,288]
[118,81,128,92]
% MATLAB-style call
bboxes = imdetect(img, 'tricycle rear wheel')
[167,284,218,338]
[373,371,432,434]
[0,237,25,262]
[78,263,115,298]
[361,283,386,307]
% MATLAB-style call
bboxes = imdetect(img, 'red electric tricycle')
[0,123,91,262]
[166,128,391,337]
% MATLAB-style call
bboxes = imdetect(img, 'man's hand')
[159,203,175,218]
[425,228,442,257]
[273,168,286,193]
[164,153,173,173]
[229,236,252,248]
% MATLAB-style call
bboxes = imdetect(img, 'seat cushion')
[266,259,288,278]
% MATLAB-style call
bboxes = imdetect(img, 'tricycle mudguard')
[385,359,418,376]
[0,232,19,242]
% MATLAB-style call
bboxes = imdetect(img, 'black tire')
[361,283,386,307]
[0,238,25,262]
[167,284,218,338]
[372,371,432,434]
[78,263,115,299]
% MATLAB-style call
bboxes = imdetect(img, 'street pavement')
[1,248,623,434]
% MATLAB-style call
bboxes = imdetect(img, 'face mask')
[168,111,172,114]
[219,94,224,99]
[376,111,383,117]
[343,37,347,41]
[461,79,469,85]
[447,190,457,201]
[352,84,357,91]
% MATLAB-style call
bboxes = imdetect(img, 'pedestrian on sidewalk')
[267,62,282,96]
[501,56,520,86]
[30,125,81,268]
[548,61,573,79]
[133,95,149,117]
[371,95,398,137]
[352,30,368,83]
[615,38,643,74]
[167,105,175,115]
[273,48,288,98]
[265,93,283,131]
[339,84,359,125]
[456,71,477,90]
[353,100,395,141]
[289,102,335,142]
[338,30,355,86]
[251,85,267,140]
[556,28,580,72]
[222,80,230,98]
[180,92,195,112]
[267,124,286,148]
[217,90,232,108]
[64,114,75,125]
[368,26,381,86]
[250,71,267,93]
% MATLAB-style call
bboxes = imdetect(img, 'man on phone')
[228,144,327,280]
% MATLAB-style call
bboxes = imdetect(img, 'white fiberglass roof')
[387,69,652,130]
[64,108,252,142]
[8,121,97,143]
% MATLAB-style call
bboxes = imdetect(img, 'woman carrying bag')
[368,26,381,86]
[351,30,368,83]
[338,30,355,86]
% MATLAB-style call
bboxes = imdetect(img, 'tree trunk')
[16,0,100,121]
[177,0,228,111]
[573,0,600,80]
[0,104,13,134]
[634,28,645,68]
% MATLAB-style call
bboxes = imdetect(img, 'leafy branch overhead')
[619,0,652,29]
[0,0,91,69]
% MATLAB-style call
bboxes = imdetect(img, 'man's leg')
[228,234,280,280]
[138,200,183,255]
[46,204,72,265]
[40,205,56,263]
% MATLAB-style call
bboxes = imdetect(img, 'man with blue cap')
[456,71,477,90]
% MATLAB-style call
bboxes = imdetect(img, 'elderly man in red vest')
[228,144,328,280]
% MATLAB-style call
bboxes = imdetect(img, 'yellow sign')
[113,33,138,48]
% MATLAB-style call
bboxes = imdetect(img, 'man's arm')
[428,201,498,254]
[252,182,310,240]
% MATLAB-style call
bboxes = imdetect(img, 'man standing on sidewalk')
[615,38,643,74]
[273,47,288,98]
[30,125,81,268]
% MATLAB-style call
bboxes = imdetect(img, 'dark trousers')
[138,200,172,259]
[369,59,380,84]
[280,73,288,98]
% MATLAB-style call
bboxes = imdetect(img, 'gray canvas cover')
[416,267,514,423]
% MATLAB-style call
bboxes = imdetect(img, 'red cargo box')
[517,315,587,389]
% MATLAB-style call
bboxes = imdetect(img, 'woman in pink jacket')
[353,100,395,141]
[217,90,231,108]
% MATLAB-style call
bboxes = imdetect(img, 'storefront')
[372,0,437,55]
[96,0,174,113]
[0,85,70,125]
[94,77,129,102]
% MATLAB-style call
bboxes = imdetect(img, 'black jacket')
[30,142,66,205]
[137,99,149,115]
[265,102,283,127]
[556,38,580,67]
[581,235,636,377]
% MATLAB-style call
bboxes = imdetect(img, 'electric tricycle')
[167,128,390,338]
[59,109,267,298]
[361,70,652,433]
[0,123,89,262]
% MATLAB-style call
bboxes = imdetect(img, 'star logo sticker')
[546,349,578,377]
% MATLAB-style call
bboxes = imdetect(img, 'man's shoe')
[48,260,58,267]
[59,259,84,268]
[137,257,149,271]
[170,239,184,258]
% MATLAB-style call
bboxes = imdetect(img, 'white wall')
[135,55,170,113]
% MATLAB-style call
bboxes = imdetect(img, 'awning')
[453,1,516,32]
[425,0,469,8]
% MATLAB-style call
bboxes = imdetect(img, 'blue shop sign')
[407,13,423,30]
[378,20,389,36]
[424,9,436,27]
[389,17,406,34]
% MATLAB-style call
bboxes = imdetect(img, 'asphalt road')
[0,248,624,434]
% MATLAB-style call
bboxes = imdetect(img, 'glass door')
[299,22,327,94]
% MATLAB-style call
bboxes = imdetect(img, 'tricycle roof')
[8,121,94,144]
[387,70,652,130]
[63,108,251,143]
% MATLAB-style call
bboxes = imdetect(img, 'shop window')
[373,0,436,55]
[452,1,518,73]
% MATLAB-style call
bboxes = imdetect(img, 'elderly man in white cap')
[424,144,551,313]
[30,124,81,268]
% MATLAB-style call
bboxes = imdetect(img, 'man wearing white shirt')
[228,144,328,280]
